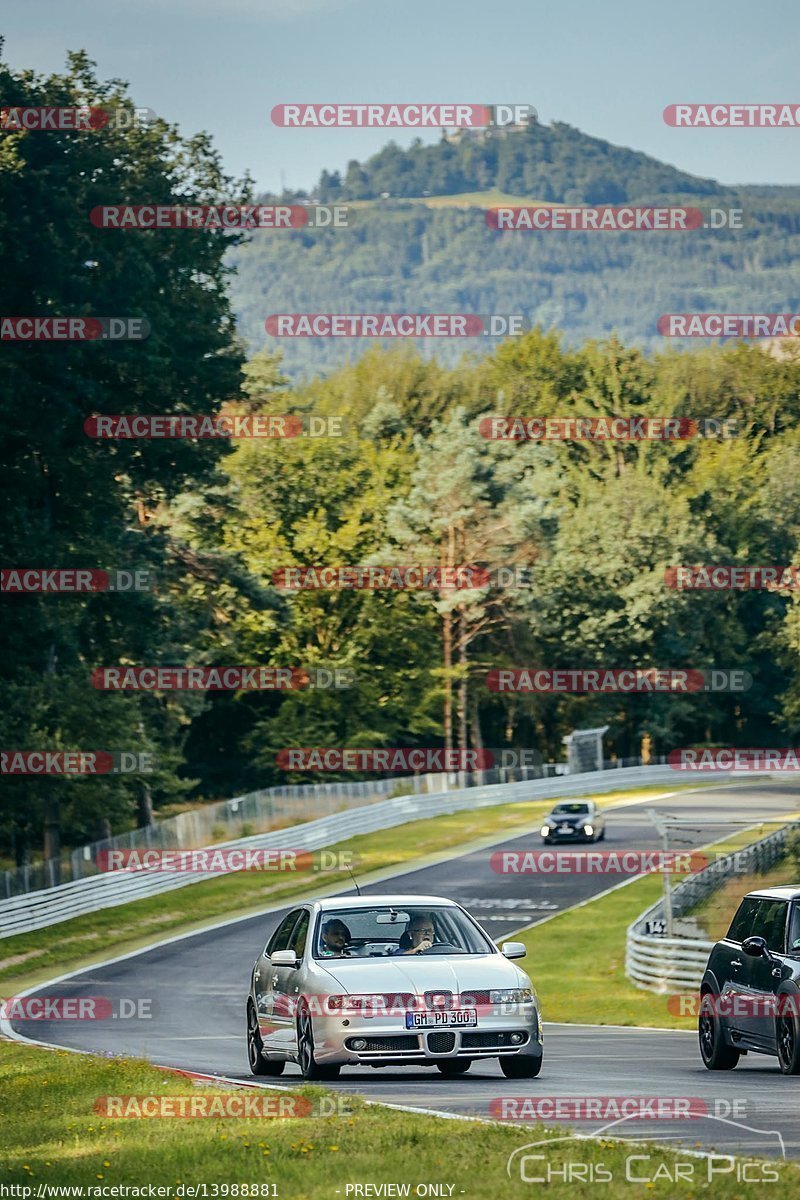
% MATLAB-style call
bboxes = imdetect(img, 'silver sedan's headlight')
[489,988,534,1004]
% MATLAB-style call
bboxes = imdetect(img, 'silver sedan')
[246,894,543,1080]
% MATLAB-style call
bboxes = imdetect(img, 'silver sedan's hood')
[319,953,530,994]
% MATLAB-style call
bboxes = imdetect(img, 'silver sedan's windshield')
[313,906,494,959]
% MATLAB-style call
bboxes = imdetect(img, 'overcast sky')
[4,0,800,193]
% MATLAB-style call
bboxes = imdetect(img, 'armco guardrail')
[626,820,800,993]
[1,763,681,939]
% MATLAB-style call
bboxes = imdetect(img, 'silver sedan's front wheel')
[247,1000,285,1076]
[296,1004,340,1081]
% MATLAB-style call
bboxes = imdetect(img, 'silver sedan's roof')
[313,894,460,913]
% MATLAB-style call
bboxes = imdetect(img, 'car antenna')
[347,865,361,896]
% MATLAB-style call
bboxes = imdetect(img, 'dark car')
[540,800,605,844]
[699,886,800,1074]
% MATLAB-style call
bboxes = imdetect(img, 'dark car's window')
[288,910,310,959]
[751,899,788,953]
[726,897,761,943]
[267,909,303,956]
[786,905,800,955]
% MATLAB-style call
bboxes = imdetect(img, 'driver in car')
[319,918,352,957]
[391,912,436,955]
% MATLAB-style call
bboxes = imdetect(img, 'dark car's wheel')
[698,994,739,1070]
[776,1004,800,1074]
[246,1001,285,1076]
[296,1005,340,1081]
[500,1052,542,1078]
[436,1059,471,1076]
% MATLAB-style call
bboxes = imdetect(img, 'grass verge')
[0,1040,795,1196]
[0,784,701,996]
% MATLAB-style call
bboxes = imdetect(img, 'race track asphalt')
[9,778,800,1161]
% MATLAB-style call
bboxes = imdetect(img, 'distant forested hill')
[228,121,800,378]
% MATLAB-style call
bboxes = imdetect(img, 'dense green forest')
[230,123,800,377]
[2,55,800,866]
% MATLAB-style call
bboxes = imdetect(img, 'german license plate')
[405,1009,477,1028]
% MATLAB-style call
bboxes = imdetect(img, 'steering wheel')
[420,940,458,954]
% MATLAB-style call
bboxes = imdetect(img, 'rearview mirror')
[376,911,411,924]
[501,942,527,960]
[270,949,298,967]
[742,935,769,959]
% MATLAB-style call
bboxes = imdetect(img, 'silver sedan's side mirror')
[501,942,527,959]
[270,949,298,967]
